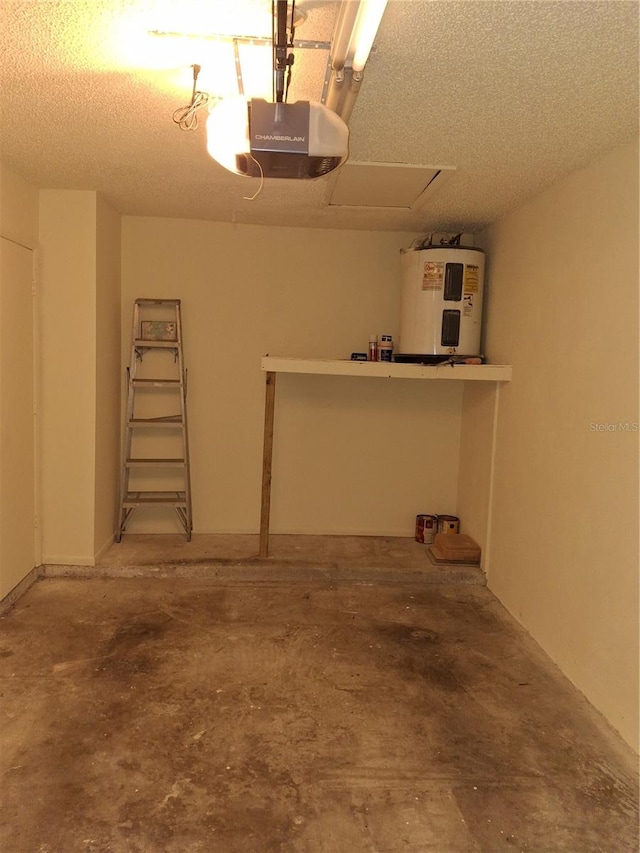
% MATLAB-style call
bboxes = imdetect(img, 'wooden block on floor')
[430,533,481,564]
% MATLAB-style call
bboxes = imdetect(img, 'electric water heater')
[397,245,485,361]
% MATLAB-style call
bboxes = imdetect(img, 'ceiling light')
[329,0,387,78]
[324,0,387,122]
[351,0,387,74]
[206,96,251,174]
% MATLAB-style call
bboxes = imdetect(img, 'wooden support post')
[259,371,276,558]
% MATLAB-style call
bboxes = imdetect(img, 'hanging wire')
[172,64,211,131]
[243,153,265,200]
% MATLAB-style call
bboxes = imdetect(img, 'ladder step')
[129,416,183,428]
[135,299,181,306]
[134,339,179,349]
[131,378,182,388]
[123,491,187,506]
[126,457,185,467]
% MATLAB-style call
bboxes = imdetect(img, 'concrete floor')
[1,539,638,852]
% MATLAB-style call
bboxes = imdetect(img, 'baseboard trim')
[0,565,43,616]
[93,534,115,564]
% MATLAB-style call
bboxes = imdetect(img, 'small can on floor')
[437,515,460,534]
[415,514,438,544]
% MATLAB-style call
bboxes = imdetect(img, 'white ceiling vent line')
[324,162,456,210]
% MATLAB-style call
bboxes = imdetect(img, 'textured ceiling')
[0,0,638,233]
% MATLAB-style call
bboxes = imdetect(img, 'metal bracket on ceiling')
[150,24,330,100]
[148,30,330,51]
[232,39,245,96]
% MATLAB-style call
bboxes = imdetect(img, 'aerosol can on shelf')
[378,335,393,362]
[368,334,378,361]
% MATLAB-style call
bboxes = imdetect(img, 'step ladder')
[116,299,192,541]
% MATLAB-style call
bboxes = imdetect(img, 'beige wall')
[39,191,98,564]
[472,137,639,751]
[0,163,39,598]
[456,382,500,565]
[94,195,121,558]
[122,218,463,535]
[39,190,122,565]
[0,161,38,251]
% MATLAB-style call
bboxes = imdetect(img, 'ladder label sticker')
[422,261,444,290]
[463,265,479,293]
[141,321,177,341]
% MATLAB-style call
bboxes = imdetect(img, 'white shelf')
[261,356,512,382]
